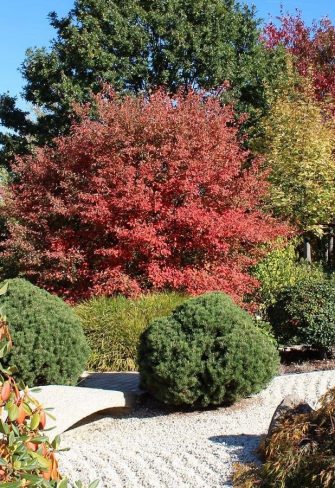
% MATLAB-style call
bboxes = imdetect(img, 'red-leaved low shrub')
[2,88,288,302]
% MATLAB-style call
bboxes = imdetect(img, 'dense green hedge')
[268,276,335,351]
[253,239,324,310]
[139,292,279,407]
[0,278,89,386]
[76,292,188,371]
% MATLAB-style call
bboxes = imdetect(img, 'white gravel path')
[59,370,335,488]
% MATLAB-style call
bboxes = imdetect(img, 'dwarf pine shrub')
[0,278,89,386]
[0,285,97,487]
[139,292,279,407]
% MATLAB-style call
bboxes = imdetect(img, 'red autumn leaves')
[264,13,335,103]
[2,89,288,302]
[0,377,58,483]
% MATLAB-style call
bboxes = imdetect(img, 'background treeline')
[0,1,334,307]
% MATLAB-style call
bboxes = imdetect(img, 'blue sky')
[0,0,334,107]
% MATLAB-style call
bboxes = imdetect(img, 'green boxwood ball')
[0,278,89,386]
[139,292,279,407]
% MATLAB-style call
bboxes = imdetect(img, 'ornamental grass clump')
[139,292,279,407]
[233,387,335,488]
[0,279,89,386]
[76,292,188,371]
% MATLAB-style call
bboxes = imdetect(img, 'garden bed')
[279,347,335,375]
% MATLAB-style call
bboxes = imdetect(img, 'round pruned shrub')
[76,292,188,371]
[138,292,279,407]
[267,277,335,352]
[0,278,89,386]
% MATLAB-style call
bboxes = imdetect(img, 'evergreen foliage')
[268,277,335,351]
[0,278,89,386]
[139,292,279,407]
[253,239,324,309]
[0,0,287,166]
[0,293,97,486]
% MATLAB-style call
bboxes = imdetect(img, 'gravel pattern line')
[59,370,335,488]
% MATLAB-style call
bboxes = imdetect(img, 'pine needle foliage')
[0,284,98,487]
[139,292,279,407]
[0,278,89,386]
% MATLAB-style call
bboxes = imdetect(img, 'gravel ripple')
[59,370,335,488]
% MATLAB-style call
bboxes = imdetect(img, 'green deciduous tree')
[256,74,335,233]
[0,0,287,166]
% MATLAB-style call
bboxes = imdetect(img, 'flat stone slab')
[79,372,140,393]
[32,373,141,438]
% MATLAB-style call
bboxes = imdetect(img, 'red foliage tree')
[2,89,288,302]
[264,13,335,102]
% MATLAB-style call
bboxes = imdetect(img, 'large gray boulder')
[268,394,314,438]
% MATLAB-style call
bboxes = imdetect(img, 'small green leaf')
[20,473,42,482]
[0,282,9,296]
[8,403,19,421]
[52,434,61,450]
[30,451,50,470]
[8,431,15,446]
[0,482,22,488]
[30,412,40,430]
[0,420,10,434]
[23,402,33,415]
[6,366,18,375]
[0,342,9,359]
[0,457,8,466]
[58,479,69,488]
[88,480,100,488]
[13,460,21,470]
[45,410,56,421]
[31,435,48,444]
[30,387,42,393]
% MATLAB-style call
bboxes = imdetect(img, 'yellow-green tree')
[259,81,335,233]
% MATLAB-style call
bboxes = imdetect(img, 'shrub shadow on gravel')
[209,434,262,464]
[134,392,241,418]
[67,390,251,435]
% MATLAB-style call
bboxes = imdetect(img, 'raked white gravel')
[58,370,335,488]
